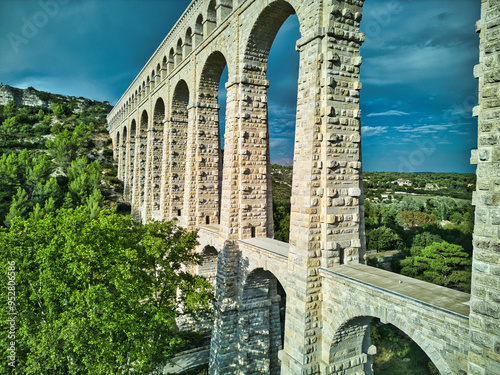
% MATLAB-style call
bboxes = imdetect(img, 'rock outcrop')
[0,84,110,113]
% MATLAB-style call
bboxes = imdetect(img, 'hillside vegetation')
[0,96,124,226]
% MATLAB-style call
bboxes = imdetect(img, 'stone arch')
[220,0,233,20]
[115,130,120,158]
[194,14,204,47]
[151,69,156,89]
[196,51,228,226]
[176,38,183,65]
[184,27,193,55]
[156,64,161,82]
[135,110,149,217]
[127,119,136,200]
[121,126,128,182]
[207,0,217,28]
[326,314,453,375]
[226,0,300,239]
[116,129,122,181]
[151,98,165,213]
[244,1,297,78]
[238,268,286,374]
[162,56,167,79]
[166,80,189,218]
[168,48,175,72]
[326,316,373,374]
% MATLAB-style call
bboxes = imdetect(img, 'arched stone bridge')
[107,0,500,374]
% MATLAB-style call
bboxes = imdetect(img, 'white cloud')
[361,126,388,137]
[366,110,409,117]
[449,130,470,135]
[394,124,452,134]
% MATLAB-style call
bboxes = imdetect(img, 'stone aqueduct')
[107,0,500,374]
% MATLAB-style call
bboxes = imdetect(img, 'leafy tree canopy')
[366,226,403,252]
[0,208,214,374]
[400,241,471,292]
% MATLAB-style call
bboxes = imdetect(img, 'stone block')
[348,187,361,197]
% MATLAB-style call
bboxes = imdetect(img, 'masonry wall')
[469,1,500,374]
[320,268,470,375]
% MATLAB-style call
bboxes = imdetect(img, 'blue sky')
[0,0,480,172]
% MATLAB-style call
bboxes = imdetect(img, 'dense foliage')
[0,207,213,374]
[365,196,473,292]
[400,241,472,291]
[0,98,121,226]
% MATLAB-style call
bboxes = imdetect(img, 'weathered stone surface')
[470,2,500,374]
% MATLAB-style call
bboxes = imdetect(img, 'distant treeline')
[363,171,476,200]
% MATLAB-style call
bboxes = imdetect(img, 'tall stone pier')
[469,1,500,374]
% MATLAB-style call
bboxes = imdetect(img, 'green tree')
[399,211,437,229]
[51,103,65,119]
[366,226,403,252]
[273,205,290,242]
[449,212,463,224]
[45,129,77,167]
[62,191,74,209]
[408,232,443,255]
[0,208,214,374]
[34,113,52,134]
[31,178,60,206]
[46,124,94,168]
[397,196,424,212]
[25,154,53,191]
[4,187,30,227]
[67,158,101,206]
[401,241,471,292]
[3,100,17,118]
[86,188,103,219]
[0,117,18,146]
[36,109,45,121]
[364,199,378,226]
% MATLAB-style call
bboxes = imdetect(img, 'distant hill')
[0,84,112,113]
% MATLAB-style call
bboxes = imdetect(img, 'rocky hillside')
[0,84,112,113]
[0,86,126,226]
